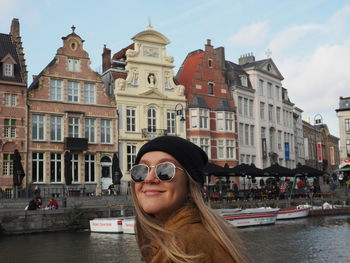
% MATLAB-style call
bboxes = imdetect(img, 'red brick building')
[28,26,117,196]
[0,19,28,197]
[177,40,238,183]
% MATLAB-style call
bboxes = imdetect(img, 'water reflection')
[0,216,348,263]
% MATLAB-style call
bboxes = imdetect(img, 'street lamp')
[314,114,323,170]
[175,103,186,122]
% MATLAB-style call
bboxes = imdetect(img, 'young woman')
[130,136,249,263]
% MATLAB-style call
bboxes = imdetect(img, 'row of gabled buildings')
[0,19,341,197]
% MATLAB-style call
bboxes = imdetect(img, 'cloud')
[282,43,350,119]
[228,21,269,47]
[267,24,322,58]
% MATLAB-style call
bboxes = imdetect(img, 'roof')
[112,43,134,61]
[225,60,254,90]
[28,58,56,90]
[336,96,350,112]
[215,99,234,111]
[188,95,209,109]
[0,33,23,83]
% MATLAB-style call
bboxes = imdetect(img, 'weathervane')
[147,16,153,29]
[71,25,76,33]
[265,49,272,58]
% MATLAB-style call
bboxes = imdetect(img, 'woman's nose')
[144,166,160,183]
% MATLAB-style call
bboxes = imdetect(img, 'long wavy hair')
[131,175,249,263]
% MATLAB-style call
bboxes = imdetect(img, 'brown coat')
[147,205,234,263]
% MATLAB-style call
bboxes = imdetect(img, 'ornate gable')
[258,59,284,80]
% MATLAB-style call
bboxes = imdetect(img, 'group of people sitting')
[26,186,59,210]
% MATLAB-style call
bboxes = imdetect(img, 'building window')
[259,79,264,96]
[4,119,16,138]
[225,112,234,131]
[218,139,224,159]
[240,154,245,164]
[190,109,199,129]
[217,112,224,131]
[199,109,209,129]
[240,75,248,87]
[268,83,273,98]
[345,119,350,132]
[167,110,175,134]
[252,155,256,165]
[84,83,95,104]
[276,107,281,124]
[71,154,79,183]
[260,102,265,120]
[3,154,13,177]
[68,117,79,137]
[268,104,274,121]
[147,108,157,132]
[32,152,44,183]
[127,144,137,171]
[245,124,249,145]
[239,123,244,146]
[50,79,62,101]
[101,119,111,143]
[68,81,79,102]
[67,58,80,72]
[249,99,253,117]
[84,118,95,143]
[250,125,255,146]
[50,153,62,183]
[208,82,214,95]
[261,127,266,139]
[237,97,243,115]
[32,115,44,141]
[276,86,280,100]
[126,107,136,132]
[4,63,13,76]
[226,139,235,159]
[208,59,212,68]
[243,98,248,116]
[50,116,62,141]
[4,93,16,106]
[278,130,282,150]
[199,138,210,156]
[85,154,95,182]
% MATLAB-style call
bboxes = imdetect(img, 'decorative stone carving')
[147,73,156,89]
[164,72,173,90]
[177,85,185,96]
[143,46,159,58]
[116,78,126,92]
[126,43,140,57]
[165,56,174,63]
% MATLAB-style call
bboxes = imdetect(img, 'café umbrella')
[13,149,25,186]
[112,153,123,185]
[64,152,72,185]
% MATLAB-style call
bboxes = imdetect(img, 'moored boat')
[216,207,280,227]
[89,217,135,234]
[276,206,310,220]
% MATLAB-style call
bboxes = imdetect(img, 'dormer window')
[4,63,13,76]
[1,54,16,77]
[67,58,80,72]
[240,75,248,87]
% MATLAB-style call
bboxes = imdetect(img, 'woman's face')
[134,151,189,221]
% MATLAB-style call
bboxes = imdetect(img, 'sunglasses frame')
[130,161,185,183]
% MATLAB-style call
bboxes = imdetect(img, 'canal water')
[0,215,349,263]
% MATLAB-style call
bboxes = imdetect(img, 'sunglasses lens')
[156,163,175,181]
[130,165,148,182]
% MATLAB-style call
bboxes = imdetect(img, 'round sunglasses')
[130,162,184,182]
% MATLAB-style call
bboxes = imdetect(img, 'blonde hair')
[131,176,249,263]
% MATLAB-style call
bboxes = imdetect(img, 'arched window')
[148,108,156,132]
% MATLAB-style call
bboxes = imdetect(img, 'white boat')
[89,217,135,234]
[217,207,280,227]
[277,206,310,220]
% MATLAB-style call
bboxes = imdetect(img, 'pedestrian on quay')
[130,136,249,263]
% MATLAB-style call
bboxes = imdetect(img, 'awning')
[336,165,350,172]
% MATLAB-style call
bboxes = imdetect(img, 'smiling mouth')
[143,190,164,196]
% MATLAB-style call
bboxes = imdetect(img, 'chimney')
[215,47,225,70]
[102,44,111,73]
[205,39,213,52]
[238,52,255,65]
[10,18,20,39]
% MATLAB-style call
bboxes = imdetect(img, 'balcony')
[64,137,88,151]
[141,129,168,139]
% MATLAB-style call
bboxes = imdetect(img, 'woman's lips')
[143,189,165,196]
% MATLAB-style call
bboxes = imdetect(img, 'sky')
[1,0,350,137]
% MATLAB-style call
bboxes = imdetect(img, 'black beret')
[134,136,208,184]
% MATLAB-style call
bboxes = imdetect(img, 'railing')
[141,128,168,139]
